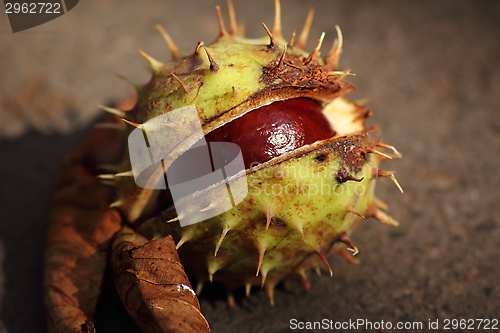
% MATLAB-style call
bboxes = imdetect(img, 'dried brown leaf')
[44,119,124,332]
[111,226,211,333]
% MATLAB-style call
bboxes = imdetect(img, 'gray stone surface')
[1,0,499,332]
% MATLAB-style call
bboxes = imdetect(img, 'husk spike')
[315,250,333,276]
[203,46,220,72]
[214,226,230,257]
[261,22,277,49]
[138,49,163,72]
[287,30,296,47]
[155,24,182,60]
[171,73,192,94]
[378,170,404,193]
[226,0,238,36]
[272,0,283,39]
[304,32,325,65]
[97,105,126,118]
[295,7,314,49]
[325,25,344,69]
[215,6,228,38]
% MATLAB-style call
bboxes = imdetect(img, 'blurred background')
[1,0,499,332]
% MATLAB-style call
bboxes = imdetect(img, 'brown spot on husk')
[329,134,374,174]
[267,217,287,228]
[335,167,364,183]
[315,152,328,162]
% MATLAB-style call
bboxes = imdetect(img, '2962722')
[443,319,498,330]
[4,2,61,14]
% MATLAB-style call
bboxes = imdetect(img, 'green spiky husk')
[111,20,400,301]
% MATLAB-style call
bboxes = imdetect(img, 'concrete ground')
[1,0,499,332]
